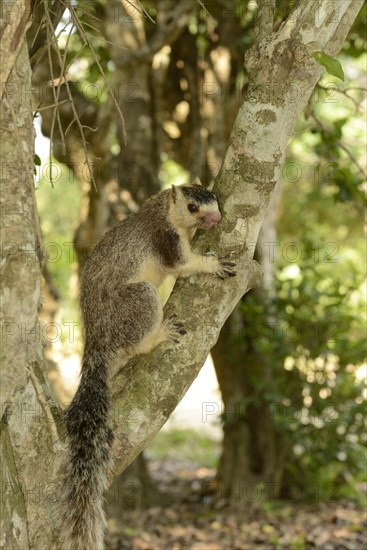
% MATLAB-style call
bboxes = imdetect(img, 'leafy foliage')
[239,254,365,501]
[237,76,366,498]
[223,29,366,502]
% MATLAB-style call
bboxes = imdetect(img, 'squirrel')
[58,180,236,549]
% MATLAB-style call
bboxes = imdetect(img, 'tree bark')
[0,0,33,99]
[0,35,64,548]
[212,184,289,500]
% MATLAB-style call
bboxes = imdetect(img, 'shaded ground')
[106,458,366,550]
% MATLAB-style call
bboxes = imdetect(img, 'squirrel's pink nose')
[210,211,221,224]
[201,210,222,229]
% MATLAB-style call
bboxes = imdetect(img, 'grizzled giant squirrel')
[58,180,236,549]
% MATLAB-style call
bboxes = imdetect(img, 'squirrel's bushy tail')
[59,347,114,550]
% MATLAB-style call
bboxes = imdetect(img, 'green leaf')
[34,154,41,166]
[312,51,345,81]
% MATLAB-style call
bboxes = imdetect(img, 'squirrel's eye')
[187,203,198,213]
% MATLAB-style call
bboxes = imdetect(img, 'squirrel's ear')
[192,177,202,186]
[171,185,177,204]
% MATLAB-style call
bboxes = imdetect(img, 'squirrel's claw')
[216,258,237,279]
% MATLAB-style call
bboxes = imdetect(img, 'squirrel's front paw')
[163,314,187,344]
[202,252,236,278]
[216,258,236,279]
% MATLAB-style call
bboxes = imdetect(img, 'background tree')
[212,7,366,499]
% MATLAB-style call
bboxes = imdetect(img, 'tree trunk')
[0,36,64,548]
[213,185,289,501]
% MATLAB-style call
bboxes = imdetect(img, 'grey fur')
[57,183,235,549]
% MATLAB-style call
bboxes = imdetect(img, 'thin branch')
[29,0,67,66]
[28,367,60,447]
[45,43,57,180]
[343,87,367,109]
[311,113,367,179]
[64,117,97,136]
[73,20,129,51]
[68,3,127,144]
[44,0,67,175]
[50,16,76,156]
[42,1,98,190]
[196,0,211,17]
[317,84,365,112]
[337,141,367,179]
[125,0,156,24]
[64,0,101,22]
[42,264,61,301]
[35,99,68,112]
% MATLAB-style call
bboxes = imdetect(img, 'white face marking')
[169,187,221,233]
[195,202,222,229]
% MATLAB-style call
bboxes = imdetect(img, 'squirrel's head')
[169,178,221,231]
